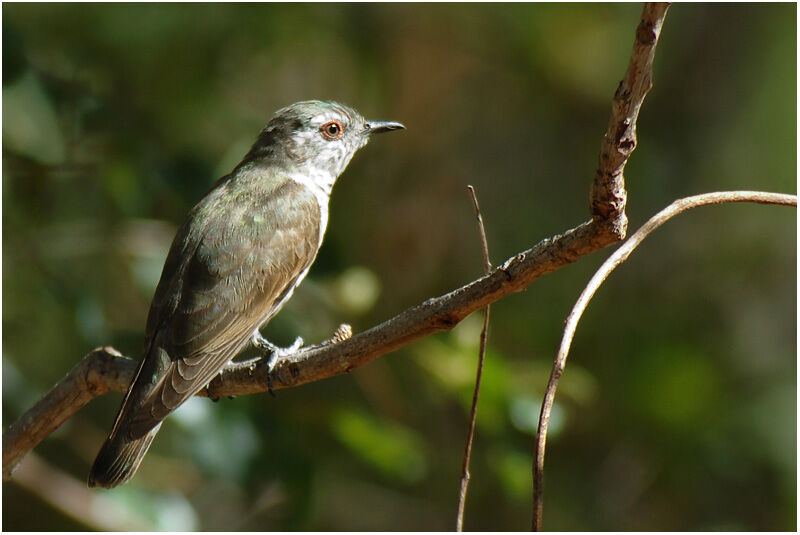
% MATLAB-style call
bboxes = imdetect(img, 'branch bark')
[3,347,136,480]
[3,218,613,480]
[591,2,671,230]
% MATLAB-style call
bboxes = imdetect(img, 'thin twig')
[533,3,671,529]
[467,186,492,274]
[532,191,797,530]
[456,186,492,531]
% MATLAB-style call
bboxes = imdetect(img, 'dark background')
[3,3,796,530]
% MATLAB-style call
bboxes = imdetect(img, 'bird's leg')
[252,331,304,396]
[252,331,304,358]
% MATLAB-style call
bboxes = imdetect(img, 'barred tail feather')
[87,423,161,488]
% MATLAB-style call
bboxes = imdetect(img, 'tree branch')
[591,2,671,232]
[2,213,618,481]
[3,347,135,480]
[2,217,610,480]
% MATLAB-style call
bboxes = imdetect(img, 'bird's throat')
[287,170,332,250]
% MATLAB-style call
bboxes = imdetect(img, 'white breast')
[287,170,332,249]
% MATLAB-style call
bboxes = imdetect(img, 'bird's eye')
[321,120,344,140]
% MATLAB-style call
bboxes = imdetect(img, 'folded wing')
[127,179,321,439]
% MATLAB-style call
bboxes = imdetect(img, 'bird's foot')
[252,333,304,397]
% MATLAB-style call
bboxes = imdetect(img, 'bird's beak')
[364,120,405,135]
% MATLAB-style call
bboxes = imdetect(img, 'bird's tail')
[87,422,161,488]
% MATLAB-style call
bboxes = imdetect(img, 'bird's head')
[247,100,404,191]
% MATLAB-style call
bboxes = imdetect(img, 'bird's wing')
[127,179,321,439]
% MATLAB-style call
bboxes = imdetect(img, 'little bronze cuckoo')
[88,101,404,488]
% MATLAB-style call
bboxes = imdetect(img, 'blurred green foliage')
[2,3,795,530]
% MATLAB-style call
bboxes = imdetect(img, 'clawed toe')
[254,334,304,397]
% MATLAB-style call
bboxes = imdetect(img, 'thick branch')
[215,219,609,398]
[2,347,136,479]
[3,218,607,480]
[590,2,671,237]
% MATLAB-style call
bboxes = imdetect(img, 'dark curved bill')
[365,120,405,134]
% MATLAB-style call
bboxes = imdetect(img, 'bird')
[87,100,404,488]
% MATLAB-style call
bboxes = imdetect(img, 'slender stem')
[532,191,796,530]
[456,186,492,531]
[533,3,672,529]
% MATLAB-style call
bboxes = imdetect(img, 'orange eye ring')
[321,120,344,140]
